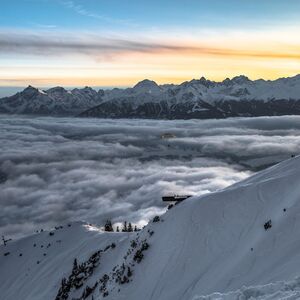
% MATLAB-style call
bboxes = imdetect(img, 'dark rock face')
[216,99,300,118]
[79,98,300,120]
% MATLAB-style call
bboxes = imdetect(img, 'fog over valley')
[1,115,300,239]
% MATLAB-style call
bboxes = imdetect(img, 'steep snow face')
[111,155,300,300]
[2,156,300,300]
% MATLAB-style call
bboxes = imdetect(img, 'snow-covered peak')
[198,76,215,87]
[133,79,161,94]
[71,87,98,98]
[230,75,251,85]
[46,86,67,94]
[25,85,37,90]
[82,86,95,93]
[22,85,41,97]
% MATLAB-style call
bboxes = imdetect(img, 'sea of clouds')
[1,115,300,239]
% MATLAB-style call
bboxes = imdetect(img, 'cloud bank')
[1,115,300,239]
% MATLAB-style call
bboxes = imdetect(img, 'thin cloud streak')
[1,31,300,60]
[59,0,135,26]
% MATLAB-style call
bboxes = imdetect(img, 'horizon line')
[1,73,300,90]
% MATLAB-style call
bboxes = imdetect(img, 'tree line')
[104,220,140,232]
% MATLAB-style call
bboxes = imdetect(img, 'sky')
[1,0,300,89]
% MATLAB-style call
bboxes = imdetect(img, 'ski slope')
[2,155,300,299]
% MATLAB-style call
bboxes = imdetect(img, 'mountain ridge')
[1,74,300,118]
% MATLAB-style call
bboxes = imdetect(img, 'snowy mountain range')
[2,155,300,299]
[1,75,300,118]
[0,86,103,115]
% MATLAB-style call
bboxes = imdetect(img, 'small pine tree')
[104,220,114,232]
[122,221,128,232]
[61,277,66,286]
[116,226,119,232]
[134,225,138,232]
[128,223,133,232]
[72,258,78,274]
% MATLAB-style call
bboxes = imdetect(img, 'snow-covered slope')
[0,86,103,115]
[0,222,126,300]
[2,155,300,300]
[1,75,300,118]
[77,74,300,119]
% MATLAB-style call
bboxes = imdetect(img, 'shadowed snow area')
[1,115,300,238]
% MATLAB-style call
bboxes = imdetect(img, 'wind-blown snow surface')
[2,155,300,300]
[195,278,300,299]
[4,115,300,239]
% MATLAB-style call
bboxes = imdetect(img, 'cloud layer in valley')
[1,115,300,239]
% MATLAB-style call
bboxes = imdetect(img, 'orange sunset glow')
[1,26,300,87]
